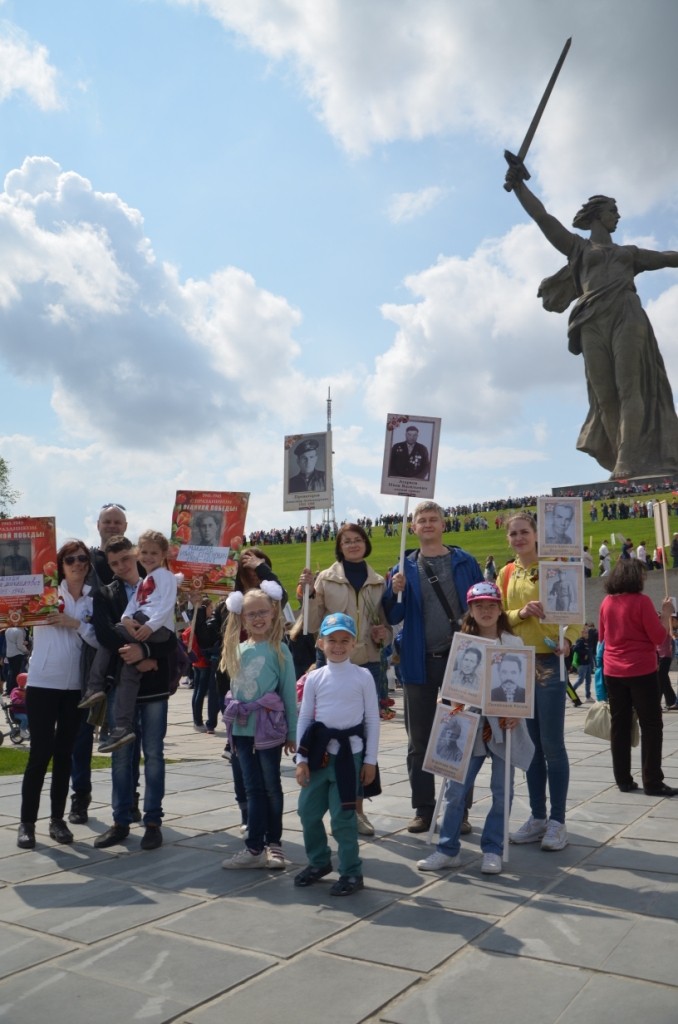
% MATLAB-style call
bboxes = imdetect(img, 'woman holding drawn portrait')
[497,513,579,852]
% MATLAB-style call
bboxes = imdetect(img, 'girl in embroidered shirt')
[219,582,298,871]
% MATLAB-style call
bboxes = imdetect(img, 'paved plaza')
[1,685,678,1023]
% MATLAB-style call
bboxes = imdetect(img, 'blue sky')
[2,0,678,545]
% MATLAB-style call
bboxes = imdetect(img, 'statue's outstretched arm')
[505,166,574,258]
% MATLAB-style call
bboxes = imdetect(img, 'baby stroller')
[0,694,29,745]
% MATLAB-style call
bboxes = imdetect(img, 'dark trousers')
[21,688,82,823]
[606,672,664,789]
[403,655,446,818]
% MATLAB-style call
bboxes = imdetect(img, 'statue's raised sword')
[504,37,572,191]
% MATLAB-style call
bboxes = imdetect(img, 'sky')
[2,0,678,545]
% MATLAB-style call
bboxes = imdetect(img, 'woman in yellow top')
[497,512,579,853]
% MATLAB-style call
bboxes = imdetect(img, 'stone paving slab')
[184,952,416,1024]
[0,922,76,979]
[157,877,398,958]
[321,898,493,971]
[57,930,274,1008]
[2,685,678,1021]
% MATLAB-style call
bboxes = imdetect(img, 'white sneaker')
[481,853,503,874]
[541,819,568,851]
[417,850,461,872]
[509,816,547,844]
[222,848,268,869]
[266,844,286,869]
[356,811,375,836]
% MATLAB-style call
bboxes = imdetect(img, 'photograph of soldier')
[388,424,430,480]
[0,541,32,576]
[190,512,223,547]
[288,437,326,493]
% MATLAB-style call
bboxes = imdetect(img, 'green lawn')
[0,750,112,777]
[261,494,676,601]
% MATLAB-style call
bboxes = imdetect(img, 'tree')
[0,458,19,519]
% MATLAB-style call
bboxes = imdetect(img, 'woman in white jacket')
[299,523,390,835]
[18,540,99,850]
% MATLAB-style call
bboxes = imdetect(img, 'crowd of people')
[4,494,677,897]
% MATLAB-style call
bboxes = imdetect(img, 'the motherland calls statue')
[504,167,678,481]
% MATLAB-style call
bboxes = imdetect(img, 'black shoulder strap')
[418,553,457,628]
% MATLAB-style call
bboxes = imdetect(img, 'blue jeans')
[526,654,569,823]
[437,751,513,857]
[112,699,167,826]
[232,736,283,853]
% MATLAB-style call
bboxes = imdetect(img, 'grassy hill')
[253,493,677,603]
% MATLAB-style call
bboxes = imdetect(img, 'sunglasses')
[63,554,89,565]
[99,503,127,512]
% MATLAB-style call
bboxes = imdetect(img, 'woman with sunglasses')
[18,541,99,850]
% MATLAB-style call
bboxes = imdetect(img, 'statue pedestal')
[552,473,678,499]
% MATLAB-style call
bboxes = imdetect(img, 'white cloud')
[0,21,61,109]
[387,186,446,224]
[171,0,678,213]
[0,156,320,448]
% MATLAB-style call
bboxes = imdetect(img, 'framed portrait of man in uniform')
[283,431,333,511]
[380,413,441,499]
[441,633,496,707]
[423,707,480,783]
[540,561,585,626]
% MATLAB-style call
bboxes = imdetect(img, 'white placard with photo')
[540,561,585,626]
[440,632,497,708]
[483,646,535,719]
[283,431,333,511]
[538,496,583,558]
[380,413,441,499]
[423,707,481,783]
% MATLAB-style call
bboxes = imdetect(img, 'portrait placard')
[423,707,480,783]
[538,496,583,557]
[483,646,535,719]
[540,561,585,626]
[380,413,441,499]
[168,491,249,596]
[283,431,333,511]
[0,516,58,627]
[440,633,496,707]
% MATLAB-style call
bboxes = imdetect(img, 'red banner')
[0,516,58,626]
[167,491,249,596]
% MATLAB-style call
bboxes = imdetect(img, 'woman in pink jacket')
[599,560,675,796]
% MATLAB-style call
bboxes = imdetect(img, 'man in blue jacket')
[383,501,482,832]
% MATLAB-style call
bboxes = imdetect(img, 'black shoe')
[643,784,677,797]
[98,727,136,753]
[49,818,74,844]
[68,791,91,825]
[140,825,163,850]
[460,812,472,835]
[330,874,364,896]
[618,781,639,792]
[17,823,35,850]
[407,815,432,833]
[294,863,332,887]
[93,824,130,848]
[131,792,142,823]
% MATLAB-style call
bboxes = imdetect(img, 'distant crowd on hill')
[241,481,678,548]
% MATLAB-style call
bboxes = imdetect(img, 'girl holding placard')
[417,582,533,876]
